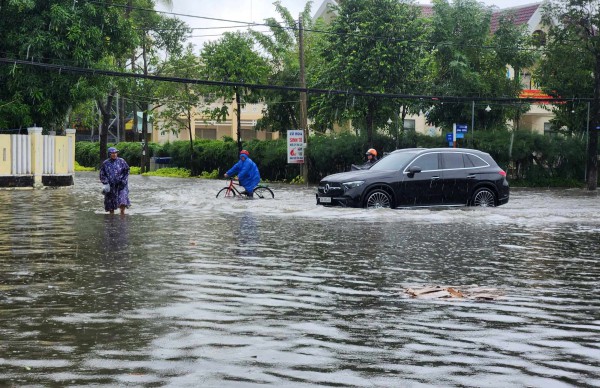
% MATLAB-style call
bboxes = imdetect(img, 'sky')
[156,0,538,51]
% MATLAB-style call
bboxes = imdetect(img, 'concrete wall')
[0,127,75,188]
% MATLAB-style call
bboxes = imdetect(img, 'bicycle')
[216,178,274,199]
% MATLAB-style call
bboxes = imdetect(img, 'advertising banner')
[287,130,304,164]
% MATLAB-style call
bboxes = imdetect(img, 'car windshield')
[369,151,420,171]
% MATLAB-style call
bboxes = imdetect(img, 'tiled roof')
[417,2,542,32]
[419,5,434,17]
[490,3,542,32]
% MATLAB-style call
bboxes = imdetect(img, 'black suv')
[316,148,509,209]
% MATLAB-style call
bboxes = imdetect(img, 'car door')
[440,152,469,205]
[400,152,443,206]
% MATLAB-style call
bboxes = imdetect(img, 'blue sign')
[456,133,465,139]
[456,124,468,133]
[448,141,453,147]
[446,133,453,142]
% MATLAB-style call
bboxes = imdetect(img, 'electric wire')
[0,57,591,103]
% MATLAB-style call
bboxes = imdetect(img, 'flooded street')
[1,171,599,387]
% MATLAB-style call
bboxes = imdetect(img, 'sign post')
[287,130,304,164]
[446,133,453,147]
[452,124,456,148]
[453,124,468,148]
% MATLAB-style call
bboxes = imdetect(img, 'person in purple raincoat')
[99,147,131,214]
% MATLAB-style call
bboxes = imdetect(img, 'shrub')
[142,167,191,178]
[75,129,591,186]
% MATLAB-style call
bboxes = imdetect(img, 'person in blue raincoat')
[99,147,131,214]
[224,149,261,197]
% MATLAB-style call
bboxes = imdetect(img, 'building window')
[404,119,416,132]
[520,72,532,89]
[544,122,557,137]
[195,127,217,140]
[241,129,257,140]
[532,30,546,47]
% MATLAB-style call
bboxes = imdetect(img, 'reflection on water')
[0,172,599,387]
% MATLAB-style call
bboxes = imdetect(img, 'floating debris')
[405,285,503,300]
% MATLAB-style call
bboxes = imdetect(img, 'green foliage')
[309,0,430,144]
[74,161,95,172]
[130,166,141,175]
[75,141,100,168]
[289,175,305,184]
[200,32,270,143]
[142,167,191,178]
[199,169,220,179]
[427,0,531,130]
[75,141,157,169]
[249,1,315,134]
[0,0,137,129]
[156,46,206,142]
[75,129,590,187]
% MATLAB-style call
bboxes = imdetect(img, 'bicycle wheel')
[254,186,274,199]
[216,187,237,198]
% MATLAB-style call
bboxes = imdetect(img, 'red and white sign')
[287,130,304,164]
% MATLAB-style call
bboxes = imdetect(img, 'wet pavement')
[1,172,599,387]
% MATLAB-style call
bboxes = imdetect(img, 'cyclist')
[224,150,261,197]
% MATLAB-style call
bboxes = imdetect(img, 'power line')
[0,57,592,103]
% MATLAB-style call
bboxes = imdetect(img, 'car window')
[465,153,489,168]
[442,153,464,169]
[409,153,439,171]
[370,151,419,171]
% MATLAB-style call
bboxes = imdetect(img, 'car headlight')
[342,180,365,191]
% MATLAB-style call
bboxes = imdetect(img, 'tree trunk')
[141,109,149,173]
[366,99,375,147]
[586,57,600,190]
[119,94,125,143]
[188,108,196,175]
[236,89,242,152]
[97,89,116,166]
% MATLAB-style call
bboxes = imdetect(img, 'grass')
[141,167,191,178]
[75,161,95,172]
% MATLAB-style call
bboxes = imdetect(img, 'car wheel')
[471,187,496,207]
[364,190,392,209]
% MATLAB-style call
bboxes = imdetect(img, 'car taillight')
[498,170,506,177]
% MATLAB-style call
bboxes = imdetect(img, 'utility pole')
[298,15,309,184]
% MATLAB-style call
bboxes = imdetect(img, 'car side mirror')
[407,165,421,178]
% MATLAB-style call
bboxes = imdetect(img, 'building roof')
[314,1,544,33]
[419,5,434,17]
[490,3,543,33]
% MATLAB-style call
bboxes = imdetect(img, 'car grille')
[318,182,344,196]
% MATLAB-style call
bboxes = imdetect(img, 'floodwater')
[1,172,599,387]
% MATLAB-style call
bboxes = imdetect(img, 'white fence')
[0,127,76,187]
[10,134,31,175]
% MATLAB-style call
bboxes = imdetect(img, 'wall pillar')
[27,127,43,187]
[65,128,76,174]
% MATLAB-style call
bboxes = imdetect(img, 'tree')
[249,1,315,134]
[0,0,136,131]
[156,46,206,174]
[427,0,532,132]
[126,9,190,172]
[200,32,270,152]
[309,0,430,147]
[535,0,600,190]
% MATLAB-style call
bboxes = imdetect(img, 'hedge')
[76,130,593,186]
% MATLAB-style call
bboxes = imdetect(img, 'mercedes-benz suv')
[316,148,509,209]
